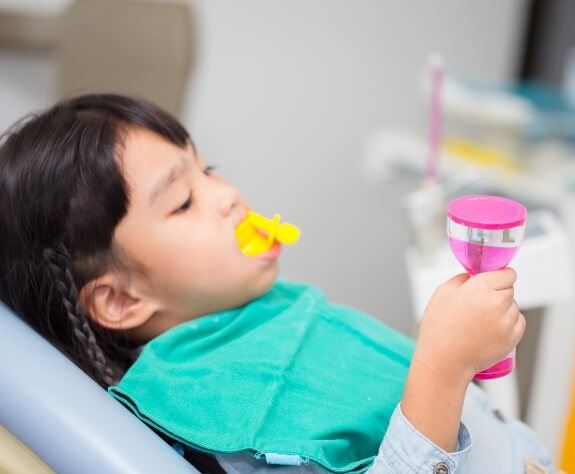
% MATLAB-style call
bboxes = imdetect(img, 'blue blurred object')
[0,301,198,474]
[512,80,575,142]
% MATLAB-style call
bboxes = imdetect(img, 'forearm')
[400,350,472,453]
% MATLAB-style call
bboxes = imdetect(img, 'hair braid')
[43,243,118,387]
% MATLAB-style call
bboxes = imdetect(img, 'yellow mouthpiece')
[235,210,300,257]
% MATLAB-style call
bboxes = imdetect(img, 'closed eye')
[173,165,217,214]
[175,193,193,213]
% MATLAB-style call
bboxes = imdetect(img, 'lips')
[254,241,282,260]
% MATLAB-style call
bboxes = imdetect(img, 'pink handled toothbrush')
[425,54,444,184]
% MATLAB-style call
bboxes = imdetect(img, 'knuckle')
[507,299,518,313]
[517,323,526,341]
[504,314,516,332]
[514,314,527,340]
[495,293,510,309]
[474,279,490,293]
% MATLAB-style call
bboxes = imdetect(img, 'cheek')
[160,230,244,283]
[122,215,250,293]
[165,250,253,307]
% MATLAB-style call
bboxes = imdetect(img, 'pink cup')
[447,195,527,380]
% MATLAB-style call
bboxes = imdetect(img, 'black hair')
[0,94,190,388]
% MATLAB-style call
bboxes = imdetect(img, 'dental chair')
[0,300,198,473]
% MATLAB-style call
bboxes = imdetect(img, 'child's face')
[102,128,279,339]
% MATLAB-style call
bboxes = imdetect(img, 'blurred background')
[1,0,574,470]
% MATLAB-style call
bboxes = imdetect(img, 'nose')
[217,178,245,220]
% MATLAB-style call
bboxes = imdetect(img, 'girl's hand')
[416,267,526,384]
[400,268,524,453]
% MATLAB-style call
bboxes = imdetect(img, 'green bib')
[109,280,414,473]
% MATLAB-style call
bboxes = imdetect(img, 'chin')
[252,263,279,297]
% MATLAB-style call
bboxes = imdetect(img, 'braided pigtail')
[43,243,118,387]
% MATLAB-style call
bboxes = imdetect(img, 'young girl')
[0,94,555,473]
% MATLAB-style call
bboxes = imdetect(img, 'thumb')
[441,272,470,291]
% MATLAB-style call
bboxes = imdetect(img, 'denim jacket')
[197,382,555,474]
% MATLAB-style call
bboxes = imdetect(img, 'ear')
[79,271,160,331]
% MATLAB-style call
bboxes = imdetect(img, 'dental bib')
[109,281,414,473]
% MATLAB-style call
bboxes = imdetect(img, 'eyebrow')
[148,158,188,207]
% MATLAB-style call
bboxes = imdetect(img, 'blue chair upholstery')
[0,300,197,473]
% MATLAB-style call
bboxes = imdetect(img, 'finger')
[510,312,526,347]
[476,267,517,290]
[505,300,520,321]
[499,288,515,307]
[441,273,470,291]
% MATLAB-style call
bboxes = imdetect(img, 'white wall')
[183,0,528,334]
[0,50,56,133]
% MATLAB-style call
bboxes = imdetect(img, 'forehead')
[119,127,194,197]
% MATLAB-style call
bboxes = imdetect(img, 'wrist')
[412,345,476,388]
[401,351,472,452]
